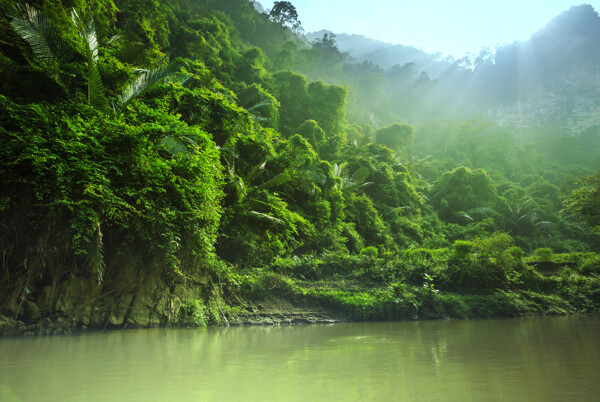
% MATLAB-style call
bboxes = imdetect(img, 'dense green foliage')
[0,0,598,327]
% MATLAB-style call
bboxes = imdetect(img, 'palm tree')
[8,4,62,78]
[243,100,272,123]
[333,162,373,193]
[504,199,554,236]
[9,5,185,117]
[112,65,182,116]
[71,9,107,111]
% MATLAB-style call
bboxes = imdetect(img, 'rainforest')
[1,0,599,336]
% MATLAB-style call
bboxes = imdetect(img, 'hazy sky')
[265,1,594,58]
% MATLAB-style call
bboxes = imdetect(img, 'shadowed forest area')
[0,0,599,334]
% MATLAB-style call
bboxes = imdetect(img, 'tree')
[563,171,600,232]
[297,120,325,150]
[272,71,310,134]
[502,199,553,237]
[312,33,346,65]
[432,166,500,224]
[456,119,493,168]
[307,80,347,135]
[374,123,415,150]
[269,1,301,31]
[235,47,267,85]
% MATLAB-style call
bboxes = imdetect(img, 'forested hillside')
[0,0,599,335]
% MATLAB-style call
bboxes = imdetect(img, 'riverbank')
[2,256,599,337]
[0,298,342,337]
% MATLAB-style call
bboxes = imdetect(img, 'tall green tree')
[374,123,415,150]
[563,171,600,233]
[269,1,301,31]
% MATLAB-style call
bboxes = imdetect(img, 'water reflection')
[0,316,599,401]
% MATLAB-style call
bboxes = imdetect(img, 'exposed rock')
[80,305,92,326]
[108,293,133,325]
[22,300,41,320]
[0,271,340,337]
[54,277,102,317]
[0,315,23,336]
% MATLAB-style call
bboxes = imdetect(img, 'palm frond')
[71,10,99,62]
[262,172,292,189]
[9,4,59,62]
[159,127,199,157]
[246,100,272,112]
[113,65,176,116]
[468,207,494,216]
[88,60,107,110]
[71,9,107,110]
[536,221,556,230]
[160,135,192,156]
[248,211,284,225]
[293,169,318,195]
[457,212,474,222]
[245,100,272,123]
[171,73,192,86]
[246,160,268,184]
[333,162,347,178]
[351,167,371,185]
[355,182,374,192]
[341,176,355,188]
[250,115,270,122]
[106,34,122,46]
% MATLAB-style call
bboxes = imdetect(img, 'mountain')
[474,4,600,133]
[306,5,600,134]
[306,30,451,74]
[252,1,267,14]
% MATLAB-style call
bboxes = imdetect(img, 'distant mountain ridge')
[305,30,451,74]
[307,4,600,133]
[477,4,600,133]
[252,1,267,14]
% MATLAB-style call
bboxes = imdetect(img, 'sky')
[265,1,597,58]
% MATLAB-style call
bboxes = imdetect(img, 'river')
[1,315,599,401]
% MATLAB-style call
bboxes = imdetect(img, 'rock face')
[0,264,342,336]
[0,260,209,336]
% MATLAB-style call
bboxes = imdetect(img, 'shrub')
[182,299,208,327]
[578,254,600,275]
[453,240,474,257]
[507,246,525,259]
[534,248,553,262]
[360,246,379,258]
